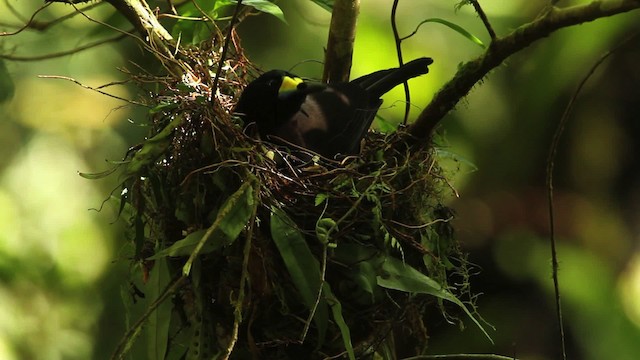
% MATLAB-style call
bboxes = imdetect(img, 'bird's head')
[235,70,308,133]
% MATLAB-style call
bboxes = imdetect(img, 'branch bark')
[407,0,640,142]
[323,0,360,84]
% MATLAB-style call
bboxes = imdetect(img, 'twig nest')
[112,45,479,359]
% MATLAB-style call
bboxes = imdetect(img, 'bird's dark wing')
[294,58,434,157]
[302,84,381,157]
[351,57,433,99]
[319,57,432,155]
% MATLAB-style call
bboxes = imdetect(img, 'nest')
[109,36,478,359]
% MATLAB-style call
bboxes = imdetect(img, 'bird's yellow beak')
[279,76,304,93]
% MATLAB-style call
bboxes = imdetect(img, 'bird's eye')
[297,82,307,90]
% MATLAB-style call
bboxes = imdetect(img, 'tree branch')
[323,0,360,84]
[407,0,640,142]
[0,33,128,61]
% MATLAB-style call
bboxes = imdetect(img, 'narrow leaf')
[323,284,355,360]
[78,166,119,180]
[147,257,171,360]
[410,18,485,48]
[123,114,184,177]
[270,208,328,344]
[149,229,206,259]
[180,179,256,274]
[377,257,493,343]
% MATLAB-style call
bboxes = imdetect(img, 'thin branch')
[407,0,640,142]
[391,1,403,65]
[0,33,128,62]
[469,0,496,40]
[33,2,104,31]
[0,2,51,36]
[38,75,149,107]
[66,1,185,76]
[391,0,412,125]
[210,0,243,105]
[389,216,453,230]
[68,3,151,46]
[45,0,161,39]
[545,30,639,360]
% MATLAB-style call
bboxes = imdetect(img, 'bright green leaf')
[409,18,485,48]
[239,0,287,23]
[78,166,119,180]
[310,0,333,12]
[314,193,328,206]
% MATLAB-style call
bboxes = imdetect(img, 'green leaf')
[170,0,220,44]
[410,18,485,48]
[183,180,256,275]
[239,0,287,23]
[124,114,184,177]
[149,180,255,262]
[352,261,378,300]
[333,244,385,304]
[310,0,333,12]
[377,257,493,343]
[314,193,328,206]
[149,229,206,258]
[78,166,119,180]
[147,257,171,360]
[270,208,328,345]
[323,284,355,360]
[150,102,179,114]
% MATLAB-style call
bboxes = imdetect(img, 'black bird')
[235,57,433,158]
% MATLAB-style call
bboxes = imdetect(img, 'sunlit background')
[1,1,639,359]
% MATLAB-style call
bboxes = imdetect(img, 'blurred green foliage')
[1,1,639,359]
